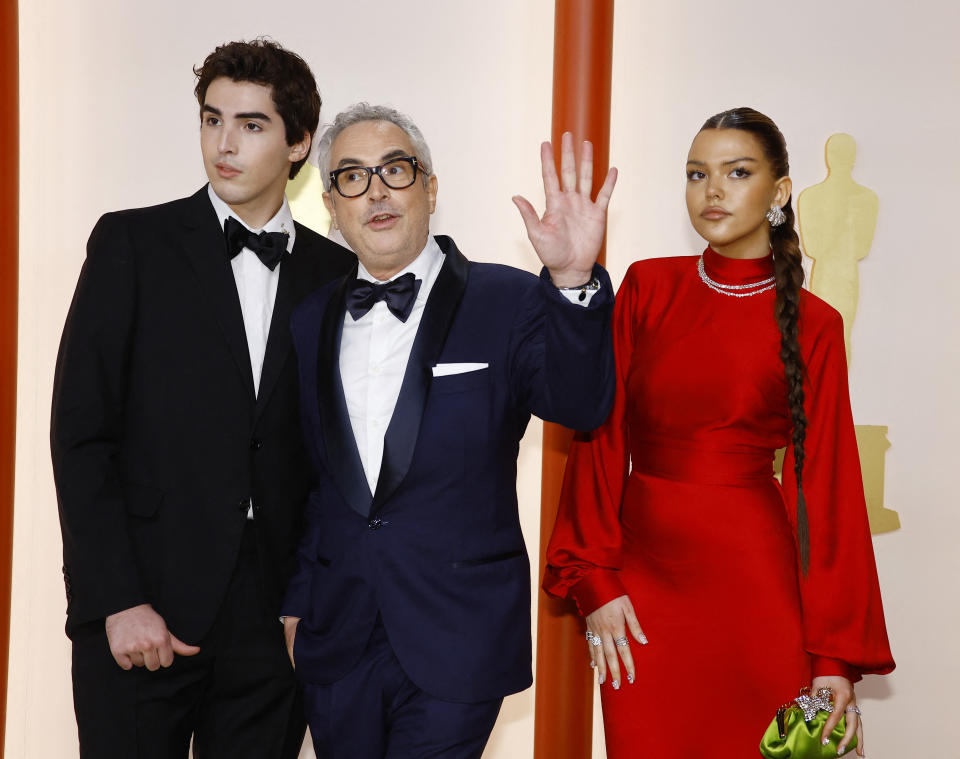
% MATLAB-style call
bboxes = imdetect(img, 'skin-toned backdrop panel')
[11,1,554,756]
[606,1,959,755]
[10,0,960,756]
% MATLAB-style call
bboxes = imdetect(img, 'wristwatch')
[557,276,600,301]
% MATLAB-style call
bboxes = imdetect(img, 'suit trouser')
[300,619,502,759]
[71,522,305,759]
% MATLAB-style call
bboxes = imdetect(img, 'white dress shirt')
[340,235,599,494]
[207,184,295,397]
[208,185,295,520]
[340,237,445,494]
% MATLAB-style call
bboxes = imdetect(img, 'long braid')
[771,200,810,573]
[701,107,811,573]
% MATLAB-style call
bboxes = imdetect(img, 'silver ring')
[614,636,629,647]
[585,631,602,647]
[845,705,862,716]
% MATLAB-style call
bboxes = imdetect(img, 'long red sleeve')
[782,302,895,680]
[543,263,642,615]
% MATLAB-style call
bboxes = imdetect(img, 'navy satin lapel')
[316,268,374,517]
[179,189,256,400]
[254,240,300,423]
[372,237,470,510]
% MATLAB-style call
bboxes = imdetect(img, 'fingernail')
[639,634,648,645]
[822,739,830,746]
[589,661,596,668]
[838,747,845,756]
[598,674,605,684]
[612,680,620,690]
[627,673,635,684]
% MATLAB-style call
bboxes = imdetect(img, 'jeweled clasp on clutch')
[793,687,834,723]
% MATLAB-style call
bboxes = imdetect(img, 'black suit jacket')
[51,186,355,641]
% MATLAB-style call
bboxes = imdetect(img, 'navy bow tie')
[346,272,422,323]
[224,216,289,271]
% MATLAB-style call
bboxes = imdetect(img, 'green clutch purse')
[759,688,857,758]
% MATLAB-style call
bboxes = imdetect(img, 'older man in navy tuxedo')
[282,103,617,759]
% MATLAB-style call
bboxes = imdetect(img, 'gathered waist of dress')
[629,438,776,486]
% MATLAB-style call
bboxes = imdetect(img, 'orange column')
[0,0,17,756]
[534,2,614,758]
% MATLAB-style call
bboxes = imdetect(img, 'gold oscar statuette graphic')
[854,425,900,533]
[797,134,900,534]
[287,161,333,236]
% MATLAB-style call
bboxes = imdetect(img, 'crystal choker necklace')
[697,256,776,298]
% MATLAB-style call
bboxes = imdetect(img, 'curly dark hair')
[700,107,812,573]
[194,38,321,179]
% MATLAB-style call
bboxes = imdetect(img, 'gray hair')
[316,103,434,191]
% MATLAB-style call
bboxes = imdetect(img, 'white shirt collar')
[207,184,296,253]
[356,235,444,287]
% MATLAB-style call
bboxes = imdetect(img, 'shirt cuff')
[570,568,627,617]
[559,285,601,307]
[810,655,860,683]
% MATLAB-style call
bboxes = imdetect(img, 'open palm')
[513,132,617,286]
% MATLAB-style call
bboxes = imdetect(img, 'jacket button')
[368,518,383,530]
[250,438,263,450]
[237,498,251,512]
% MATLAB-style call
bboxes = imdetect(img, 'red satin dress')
[543,249,895,758]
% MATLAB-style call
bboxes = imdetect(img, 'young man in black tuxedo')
[51,40,354,758]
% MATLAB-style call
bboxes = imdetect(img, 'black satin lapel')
[179,190,255,399]
[254,244,299,423]
[316,269,374,517]
[372,237,470,509]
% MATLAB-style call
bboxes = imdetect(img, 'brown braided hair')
[699,108,811,573]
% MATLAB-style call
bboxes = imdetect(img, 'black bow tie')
[224,216,289,271]
[346,272,422,323]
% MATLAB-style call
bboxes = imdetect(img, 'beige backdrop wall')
[11,0,958,757]
[11,1,554,756]
[602,1,959,756]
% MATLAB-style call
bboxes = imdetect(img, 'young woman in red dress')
[543,108,895,758]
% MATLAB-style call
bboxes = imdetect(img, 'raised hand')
[513,131,617,287]
[105,603,201,671]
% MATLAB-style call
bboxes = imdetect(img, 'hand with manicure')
[812,675,863,756]
[584,594,647,690]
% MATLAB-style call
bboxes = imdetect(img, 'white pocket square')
[431,362,489,377]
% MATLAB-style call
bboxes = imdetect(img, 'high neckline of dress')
[702,246,774,285]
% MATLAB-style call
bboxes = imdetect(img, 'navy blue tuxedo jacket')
[283,235,614,703]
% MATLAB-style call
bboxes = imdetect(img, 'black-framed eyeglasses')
[329,156,425,198]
